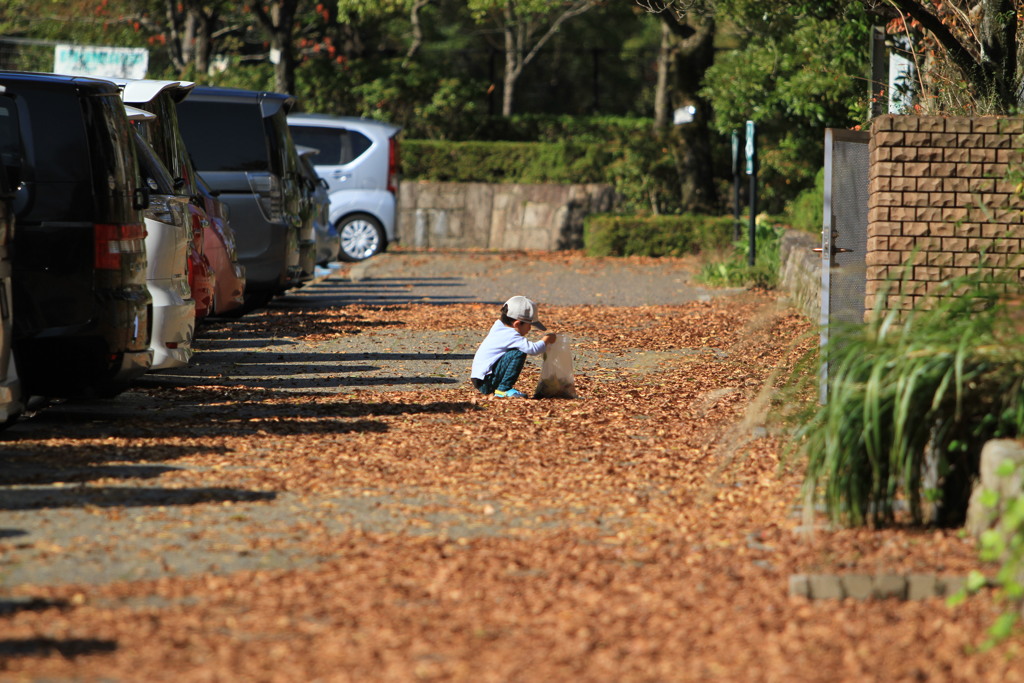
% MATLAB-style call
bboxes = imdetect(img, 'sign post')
[731,130,742,241]
[744,120,757,267]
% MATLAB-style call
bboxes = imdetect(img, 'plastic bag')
[533,334,577,399]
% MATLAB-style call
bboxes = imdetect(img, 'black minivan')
[176,86,306,311]
[0,72,152,398]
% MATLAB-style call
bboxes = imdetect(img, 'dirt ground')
[0,250,1018,682]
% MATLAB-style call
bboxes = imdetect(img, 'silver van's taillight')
[387,136,399,195]
[247,171,284,223]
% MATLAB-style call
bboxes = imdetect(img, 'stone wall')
[397,181,615,251]
[868,115,1024,311]
[779,230,821,322]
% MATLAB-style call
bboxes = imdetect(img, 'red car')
[197,175,246,315]
[186,202,216,319]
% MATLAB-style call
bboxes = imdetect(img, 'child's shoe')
[493,388,526,399]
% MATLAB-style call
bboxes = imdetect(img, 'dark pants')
[473,350,526,394]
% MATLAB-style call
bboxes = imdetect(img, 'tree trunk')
[493,1,598,118]
[653,22,672,129]
[254,0,299,95]
[191,9,213,76]
[501,7,519,117]
[402,0,432,67]
[164,0,186,72]
[660,11,717,211]
[978,0,1016,107]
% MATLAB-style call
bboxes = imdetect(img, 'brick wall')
[867,115,1024,311]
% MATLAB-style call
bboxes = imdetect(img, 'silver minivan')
[287,114,401,261]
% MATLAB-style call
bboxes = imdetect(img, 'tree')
[869,0,1018,113]
[649,6,717,209]
[637,0,871,212]
[252,0,301,94]
[161,0,234,76]
[468,0,600,116]
[647,0,1024,115]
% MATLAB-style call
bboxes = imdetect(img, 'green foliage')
[700,5,869,213]
[952,458,1024,647]
[582,214,735,258]
[402,127,698,215]
[698,218,783,289]
[464,0,594,24]
[459,115,655,142]
[335,60,485,140]
[784,167,824,234]
[193,62,276,92]
[798,269,1024,527]
[403,139,614,183]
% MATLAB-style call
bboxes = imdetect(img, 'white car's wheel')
[338,214,385,262]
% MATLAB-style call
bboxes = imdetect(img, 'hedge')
[583,214,736,257]
[402,139,617,184]
[462,114,655,142]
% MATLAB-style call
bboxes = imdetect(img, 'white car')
[126,106,195,370]
[287,114,401,261]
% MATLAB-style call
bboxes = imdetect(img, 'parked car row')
[0,70,402,426]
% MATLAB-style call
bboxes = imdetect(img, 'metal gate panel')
[820,128,870,403]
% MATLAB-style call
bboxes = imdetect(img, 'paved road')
[345,251,728,307]
[0,251,734,588]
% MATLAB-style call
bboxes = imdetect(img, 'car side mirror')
[318,177,328,190]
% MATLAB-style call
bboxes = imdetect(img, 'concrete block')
[915,146,944,162]
[998,118,1024,133]
[890,147,917,162]
[874,131,905,147]
[985,133,1013,149]
[928,222,956,237]
[872,573,908,599]
[808,574,844,600]
[917,117,946,133]
[789,574,810,598]
[891,116,919,132]
[969,147,998,164]
[841,574,873,600]
[938,576,967,596]
[943,147,971,163]
[959,133,986,149]
[957,162,985,178]
[876,161,905,177]
[907,573,938,600]
[944,118,973,134]
[983,162,1008,177]
[973,116,1000,133]
[997,148,1024,164]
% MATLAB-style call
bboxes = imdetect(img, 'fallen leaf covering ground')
[1,267,1021,681]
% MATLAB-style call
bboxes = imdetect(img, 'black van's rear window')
[177,100,270,172]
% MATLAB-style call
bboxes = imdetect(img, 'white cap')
[503,296,546,331]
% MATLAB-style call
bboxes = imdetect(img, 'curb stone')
[789,573,968,600]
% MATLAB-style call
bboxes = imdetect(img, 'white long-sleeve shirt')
[471,320,548,380]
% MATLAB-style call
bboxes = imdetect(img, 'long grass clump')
[799,270,1024,527]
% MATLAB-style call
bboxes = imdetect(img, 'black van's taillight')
[94,222,146,270]
[387,137,399,196]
